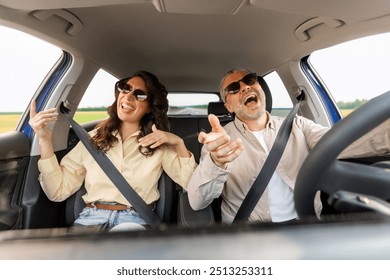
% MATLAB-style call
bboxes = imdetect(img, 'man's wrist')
[210,154,228,170]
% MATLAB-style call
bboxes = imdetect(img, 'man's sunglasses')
[224,73,258,95]
[115,81,148,101]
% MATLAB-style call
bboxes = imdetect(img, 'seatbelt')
[234,92,305,222]
[59,102,161,228]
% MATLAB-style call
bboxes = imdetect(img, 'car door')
[0,130,30,229]
[0,25,63,230]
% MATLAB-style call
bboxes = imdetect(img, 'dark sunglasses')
[115,81,148,101]
[224,73,258,95]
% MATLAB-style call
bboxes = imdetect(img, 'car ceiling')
[1,0,389,92]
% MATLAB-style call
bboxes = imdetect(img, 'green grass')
[0,113,22,133]
[340,109,353,117]
[73,111,108,123]
[0,111,108,133]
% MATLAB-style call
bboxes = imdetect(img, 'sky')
[1,26,389,112]
[0,25,115,112]
[310,33,390,102]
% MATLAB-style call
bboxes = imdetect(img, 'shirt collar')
[114,130,141,141]
[233,111,275,133]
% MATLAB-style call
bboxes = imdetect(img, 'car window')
[168,93,220,115]
[167,71,292,117]
[264,71,293,117]
[76,69,116,124]
[0,26,62,133]
[80,70,220,118]
[79,70,291,119]
[309,32,390,117]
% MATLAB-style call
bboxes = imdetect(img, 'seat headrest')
[258,76,272,113]
[208,101,230,116]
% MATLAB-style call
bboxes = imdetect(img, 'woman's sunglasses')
[224,73,258,95]
[115,81,148,101]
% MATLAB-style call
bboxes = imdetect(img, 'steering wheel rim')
[294,91,390,218]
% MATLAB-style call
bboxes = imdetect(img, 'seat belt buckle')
[59,101,71,114]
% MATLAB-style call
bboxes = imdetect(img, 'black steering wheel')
[294,91,390,218]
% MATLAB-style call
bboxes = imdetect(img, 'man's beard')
[235,105,266,120]
[234,89,266,120]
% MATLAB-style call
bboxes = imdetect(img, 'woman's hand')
[138,124,191,157]
[29,100,58,158]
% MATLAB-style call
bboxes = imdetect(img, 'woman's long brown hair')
[90,70,169,156]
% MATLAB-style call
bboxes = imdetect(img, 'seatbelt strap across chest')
[234,92,305,222]
[60,102,161,228]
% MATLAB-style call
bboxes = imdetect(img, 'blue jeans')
[74,207,147,230]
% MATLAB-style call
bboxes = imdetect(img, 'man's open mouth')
[244,94,258,106]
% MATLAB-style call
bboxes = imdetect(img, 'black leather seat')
[258,75,273,113]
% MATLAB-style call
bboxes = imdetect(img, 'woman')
[29,70,197,229]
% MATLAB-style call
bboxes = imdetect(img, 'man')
[187,68,389,224]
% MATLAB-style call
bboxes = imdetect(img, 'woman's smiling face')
[116,76,150,125]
